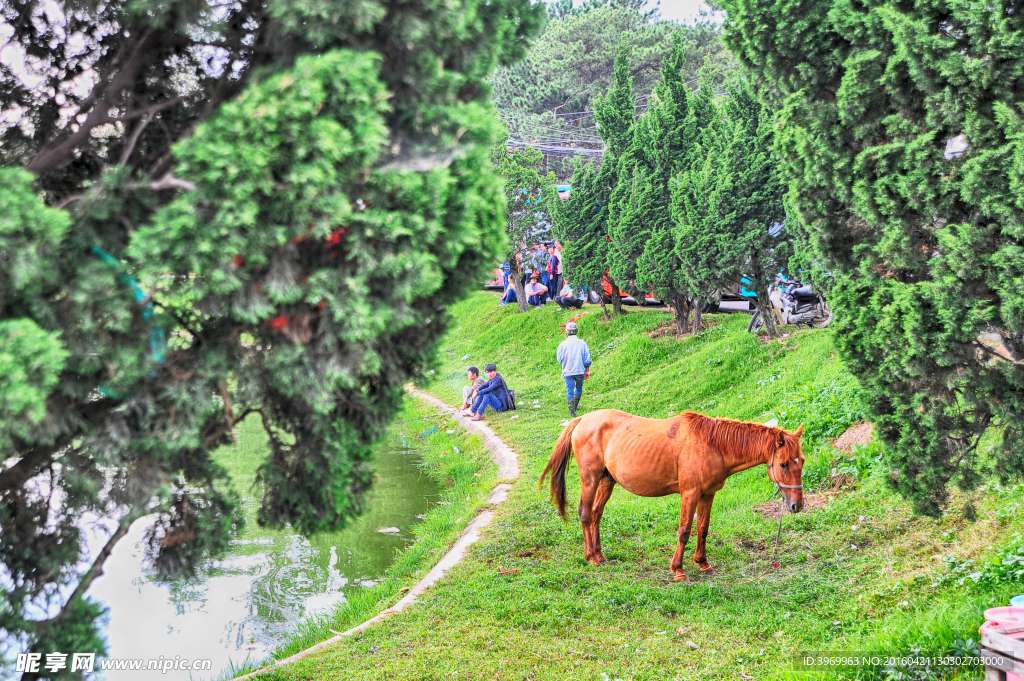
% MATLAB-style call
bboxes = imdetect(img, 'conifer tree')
[617,38,718,335]
[593,40,640,316]
[0,0,542,665]
[721,0,1024,513]
[551,160,612,319]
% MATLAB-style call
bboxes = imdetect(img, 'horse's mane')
[682,411,789,461]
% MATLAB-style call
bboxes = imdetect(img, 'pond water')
[87,415,439,680]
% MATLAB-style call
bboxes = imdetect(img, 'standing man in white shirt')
[556,321,592,418]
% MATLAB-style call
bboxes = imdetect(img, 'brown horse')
[540,410,805,580]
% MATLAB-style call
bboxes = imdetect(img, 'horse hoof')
[673,573,688,582]
[699,565,715,574]
[587,557,603,567]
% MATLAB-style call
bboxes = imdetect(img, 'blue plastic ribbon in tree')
[91,246,167,382]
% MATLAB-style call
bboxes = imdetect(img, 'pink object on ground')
[980,607,1024,681]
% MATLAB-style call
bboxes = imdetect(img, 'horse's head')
[769,425,805,513]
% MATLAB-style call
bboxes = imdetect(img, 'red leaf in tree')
[326,228,345,246]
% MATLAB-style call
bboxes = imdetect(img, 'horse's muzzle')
[783,493,804,513]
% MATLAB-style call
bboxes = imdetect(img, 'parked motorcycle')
[747,276,833,334]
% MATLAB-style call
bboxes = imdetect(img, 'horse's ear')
[776,431,785,447]
[795,424,804,439]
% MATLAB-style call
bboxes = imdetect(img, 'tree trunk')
[510,260,529,313]
[751,289,781,338]
[608,274,623,318]
[670,291,691,336]
[691,298,704,335]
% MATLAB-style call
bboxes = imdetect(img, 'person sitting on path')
[555,280,583,309]
[461,366,486,412]
[525,274,548,307]
[556,321,591,418]
[469,364,511,421]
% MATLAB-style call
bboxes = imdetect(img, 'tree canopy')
[492,0,732,179]
[721,0,1024,513]
[0,0,541,666]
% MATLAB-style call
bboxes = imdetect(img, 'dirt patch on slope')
[832,421,874,453]
[647,317,719,340]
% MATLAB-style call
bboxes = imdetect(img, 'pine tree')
[0,0,542,665]
[618,37,719,335]
[551,160,612,318]
[721,0,1024,513]
[719,80,788,337]
[593,40,640,316]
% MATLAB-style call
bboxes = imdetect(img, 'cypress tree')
[0,0,542,662]
[720,80,789,337]
[551,160,612,319]
[624,38,719,335]
[593,40,640,316]
[721,0,1024,513]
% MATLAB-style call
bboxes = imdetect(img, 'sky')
[571,0,723,24]
[644,0,721,23]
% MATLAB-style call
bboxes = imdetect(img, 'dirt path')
[234,386,520,680]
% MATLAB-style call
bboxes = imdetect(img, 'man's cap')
[468,366,479,375]
[565,321,578,334]
[485,363,497,372]
[530,274,539,280]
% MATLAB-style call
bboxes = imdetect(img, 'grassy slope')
[260,293,1023,681]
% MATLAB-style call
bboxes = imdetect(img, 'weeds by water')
[236,398,496,675]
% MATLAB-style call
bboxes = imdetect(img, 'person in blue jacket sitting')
[469,364,511,421]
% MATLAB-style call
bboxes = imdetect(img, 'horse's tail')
[540,416,582,519]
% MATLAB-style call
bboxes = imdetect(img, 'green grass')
[250,293,1024,681]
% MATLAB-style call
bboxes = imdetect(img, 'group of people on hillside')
[498,241,584,310]
[459,321,592,421]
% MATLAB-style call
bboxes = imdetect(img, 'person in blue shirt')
[469,364,511,421]
[556,321,592,417]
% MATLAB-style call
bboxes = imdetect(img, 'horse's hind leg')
[670,490,701,582]
[590,473,616,565]
[692,493,717,573]
[578,470,603,566]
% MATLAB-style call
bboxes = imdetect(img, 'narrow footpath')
[235,386,519,680]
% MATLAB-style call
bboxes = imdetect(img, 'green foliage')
[551,160,607,298]
[720,0,1024,513]
[673,77,789,337]
[933,534,1024,588]
[551,41,639,314]
[0,320,69,451]
[1,0,541,667]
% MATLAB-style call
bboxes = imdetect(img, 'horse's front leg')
[692,492,717,573]
[670,490,701,582]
